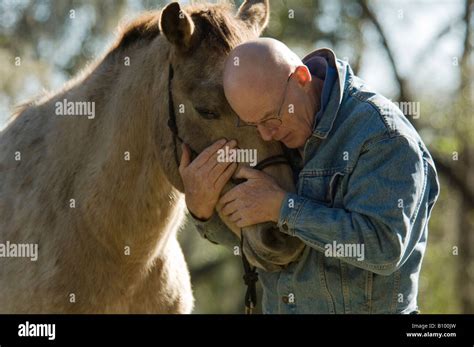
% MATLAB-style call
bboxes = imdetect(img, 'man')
[179,38,440,314]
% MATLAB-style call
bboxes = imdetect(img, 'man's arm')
[278,135,438,275]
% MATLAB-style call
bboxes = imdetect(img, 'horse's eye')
[195,108,219,120]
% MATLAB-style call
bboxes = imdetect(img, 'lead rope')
[240,230,258,314]
[238,155,290,314]
[167,64,181,166]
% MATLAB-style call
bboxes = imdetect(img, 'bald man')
[180,38,440,314]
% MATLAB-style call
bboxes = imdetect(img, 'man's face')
[235,74,314,149]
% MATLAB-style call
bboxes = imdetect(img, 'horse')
[0,0,303,313]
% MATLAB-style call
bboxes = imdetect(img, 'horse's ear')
[161,2,195,50]
[237,0,270,35]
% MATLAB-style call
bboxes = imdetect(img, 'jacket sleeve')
[277,135,438,275]
[188,210,240,250]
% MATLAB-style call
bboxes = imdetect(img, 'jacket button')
[281,223,288,231]
[282,296,289,304]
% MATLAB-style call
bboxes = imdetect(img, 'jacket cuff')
[277,193,307,236]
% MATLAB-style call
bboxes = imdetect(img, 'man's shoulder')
[337,77,423,149]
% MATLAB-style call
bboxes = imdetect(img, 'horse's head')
[159,1,304,271]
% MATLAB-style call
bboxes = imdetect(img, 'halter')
[167,64,290,314]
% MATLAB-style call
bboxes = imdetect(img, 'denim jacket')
[191,48,440,314]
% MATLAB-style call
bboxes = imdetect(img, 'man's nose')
[257,125,277,141]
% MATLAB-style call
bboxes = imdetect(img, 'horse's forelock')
[188,3,245,52]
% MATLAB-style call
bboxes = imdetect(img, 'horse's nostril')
[263,225,279,233]
[257,223,286,245]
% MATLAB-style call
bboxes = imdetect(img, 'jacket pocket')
[300,169,346,207]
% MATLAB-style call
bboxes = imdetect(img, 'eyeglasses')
[236,74,292,130]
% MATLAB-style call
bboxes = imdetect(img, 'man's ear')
[161,2,195,50]
[293,65,312,88]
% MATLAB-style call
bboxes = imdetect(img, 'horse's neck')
[48,39,182,264]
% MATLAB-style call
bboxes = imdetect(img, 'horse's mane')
[3,2,243,130]
[114,2,242,53]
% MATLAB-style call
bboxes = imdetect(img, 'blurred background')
[0,0,472,313]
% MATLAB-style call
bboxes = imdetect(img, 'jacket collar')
[303,48,348,139]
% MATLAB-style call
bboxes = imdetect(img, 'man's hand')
[179,139,238,220]
[217,166,287,228]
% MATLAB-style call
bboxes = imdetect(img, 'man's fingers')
[229,212,241,223]
[218,186,239,209]
[214,162,238,192]
[209,160,233,184]
[220,199,239,216]
[193,138,228,168]
[205,140,238,173]
[179,143,191,173]
[208,141,238,183]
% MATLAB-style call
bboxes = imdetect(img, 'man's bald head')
[223,38,303,122]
